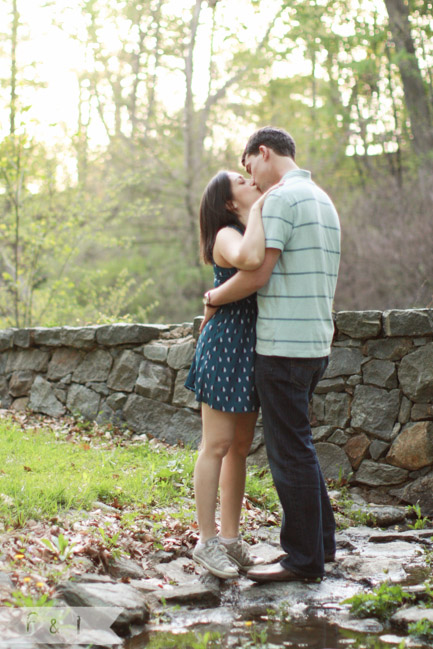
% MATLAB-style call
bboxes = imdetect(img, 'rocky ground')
[0,497,432,649]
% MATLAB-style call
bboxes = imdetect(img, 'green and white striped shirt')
[257,169,340,358]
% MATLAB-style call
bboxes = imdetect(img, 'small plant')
[342,582,415,621]
[408,618,433,642]
[7,591,53,608]
[406,502,430,530]
[40,533,77,561]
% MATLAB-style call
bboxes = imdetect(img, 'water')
[124,610,421,649]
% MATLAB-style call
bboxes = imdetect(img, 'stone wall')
[0,309,433,513]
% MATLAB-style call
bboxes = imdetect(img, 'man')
[202,126,340,582]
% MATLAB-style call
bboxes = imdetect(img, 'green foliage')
[0,417,196,527]
[406,502,430,530]
[408,618,433,642]
[40,533,77,561]
[143,630,222,649]
[342,582,415,621]
[6,591,53,608]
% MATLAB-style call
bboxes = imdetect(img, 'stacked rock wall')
[0,309,432,512]
[0,323,202,447]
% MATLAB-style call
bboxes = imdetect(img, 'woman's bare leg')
[194,404,237,542]
[219,412,258,539]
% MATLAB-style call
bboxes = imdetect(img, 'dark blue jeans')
[255,354,336,578]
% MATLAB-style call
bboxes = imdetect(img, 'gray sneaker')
[223,535,265,571]
[193,537,239,579]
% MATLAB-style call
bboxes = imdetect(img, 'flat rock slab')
[56,579,150,637]
[392,605,433,626]
[153,557,201,584]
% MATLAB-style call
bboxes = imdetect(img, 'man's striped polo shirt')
[257,169,340,358]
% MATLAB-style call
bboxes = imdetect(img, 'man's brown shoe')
[325,552,336,563]
[247,562,322,583]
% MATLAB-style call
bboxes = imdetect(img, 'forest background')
[0,0,432,329]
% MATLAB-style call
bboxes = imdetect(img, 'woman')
[185,170,269,579]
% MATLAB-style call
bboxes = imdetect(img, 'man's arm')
[200,248,281,330]
[210,248,281,305]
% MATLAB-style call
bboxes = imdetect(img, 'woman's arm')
[214,199,265,271]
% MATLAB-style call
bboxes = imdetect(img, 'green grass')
[0,417,277,529]
[0,418,197,527]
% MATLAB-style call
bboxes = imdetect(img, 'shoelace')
[207,541,233,567]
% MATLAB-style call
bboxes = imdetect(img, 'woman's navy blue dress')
[185,262,259,413]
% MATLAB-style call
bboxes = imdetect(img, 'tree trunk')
[10,0,18,135]
[383,0,433,160]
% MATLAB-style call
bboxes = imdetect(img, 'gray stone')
[106,392,128,410]
[315,377,346,394]
[250,425,264,453]
[333,338,362,347]
[369,440,390,460]
[96,323,167,346]
[54,388,67,403]
[315,442,352,480]
[362,359,397,389]
[167,338,195,370]
[391,606,433,627]
[87,381,110,395]
[33,327,63,346]
[60,326,98,349]
[9,370,35,397]
[398,342,433,402]
[246,444,268,468]
[13,329,32,347]
[106,557,146,580]
[6,349,50,373]
[56,580,150,637]
[398,396,412,424]
[0,352,7,375]
[107,350,142,392]
[193,316,204,340]
[351,386,400,440]
[397,471,433,515]
[0,376,11,408]
[47,347,83,380]
[311,394,325,423]
[411,402,433,420]
[386,421,433,470]
[0,329,14,351]
[383,308,433,337]
[336,310,382,338]
[154,557,200,585]
[324,392,351,427]
[66,384,101,420]
[11,396,29,411]
[355,460,408,486]
[142,342,169,363]
[346,374,362,387]
[414,336,430,345]
[96,401,124,427]
[150,583,221,607]
[123,394,201,446]
[312,425,333,442]
[135,361,173,402]
[323,347,364,378]
[172,369,200,409]
[328,429,350,445]
[72,349,113,383]
[364,337,413,360]
[28,376,65,417]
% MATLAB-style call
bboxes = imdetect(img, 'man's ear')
[259,145,270,161]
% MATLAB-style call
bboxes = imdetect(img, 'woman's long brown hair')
[199,171,245,265]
